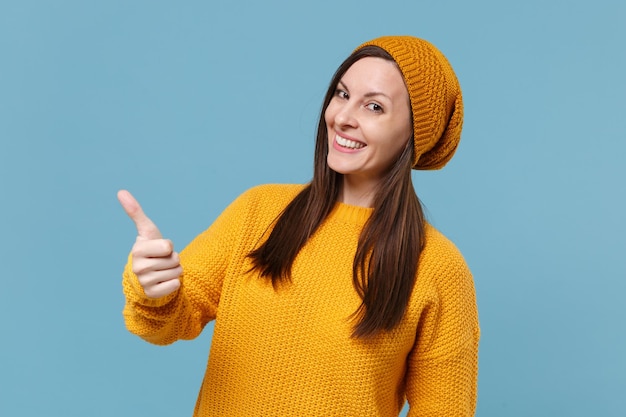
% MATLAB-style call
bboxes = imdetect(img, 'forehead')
[341,57,408,97]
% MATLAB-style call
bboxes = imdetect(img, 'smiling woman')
[119,35,479,416]
[325,56,413,205]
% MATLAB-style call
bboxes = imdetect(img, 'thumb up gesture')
[117,190,182,298]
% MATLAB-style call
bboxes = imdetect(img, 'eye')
[366,103,383,113]
[334,88,349,100]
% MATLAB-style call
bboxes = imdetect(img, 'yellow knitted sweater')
[122,184,479,416]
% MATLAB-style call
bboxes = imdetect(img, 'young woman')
[119,35,479,416]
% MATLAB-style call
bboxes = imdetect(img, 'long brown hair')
[248,46,425,338]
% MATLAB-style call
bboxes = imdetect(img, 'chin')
[326,156,349,175]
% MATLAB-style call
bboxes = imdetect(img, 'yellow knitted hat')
[356,36,463,170]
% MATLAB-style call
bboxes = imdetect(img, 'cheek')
[324,101,340,128]
[323,107,332,128]
[381,127,411,161]
[386,119,412,155]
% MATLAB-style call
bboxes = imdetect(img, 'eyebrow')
[338,80,391,101]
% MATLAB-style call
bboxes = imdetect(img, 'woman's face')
[325,56,412,186]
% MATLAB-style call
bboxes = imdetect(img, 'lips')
[335,134,365,150]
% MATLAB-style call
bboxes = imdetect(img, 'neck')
[338,175,380,207]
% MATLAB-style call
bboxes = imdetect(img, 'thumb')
[117,190,163,239]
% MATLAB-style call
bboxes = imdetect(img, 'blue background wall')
[1,1,624,415]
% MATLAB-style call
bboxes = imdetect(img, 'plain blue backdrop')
[1,1,624,416]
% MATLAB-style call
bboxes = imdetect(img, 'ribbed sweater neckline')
[329,202,373,225]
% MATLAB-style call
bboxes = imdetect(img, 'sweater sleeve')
[122,189,254,345]
[405,231,480,416]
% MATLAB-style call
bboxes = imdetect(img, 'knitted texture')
[356,36,463,170]
[122,184,479,416]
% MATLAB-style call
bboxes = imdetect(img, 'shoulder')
[418,223,473,291]
[186,184,308,250]
[226,183,307,219]
[422,224,467,265]
[235,183,306,210]
[240,183,306,201]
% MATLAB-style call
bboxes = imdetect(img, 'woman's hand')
[117,190,182,298]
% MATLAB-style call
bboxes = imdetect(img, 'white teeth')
[336,135,364,149]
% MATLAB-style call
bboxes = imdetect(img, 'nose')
[334,102,358,129]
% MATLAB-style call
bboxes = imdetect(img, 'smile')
[335,135,365,150]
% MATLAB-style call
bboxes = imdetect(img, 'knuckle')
[163,239,174,254]
[130,244,142,257]
[173,265,183,277]
[136,274,150,288]
[131,259,148,275]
